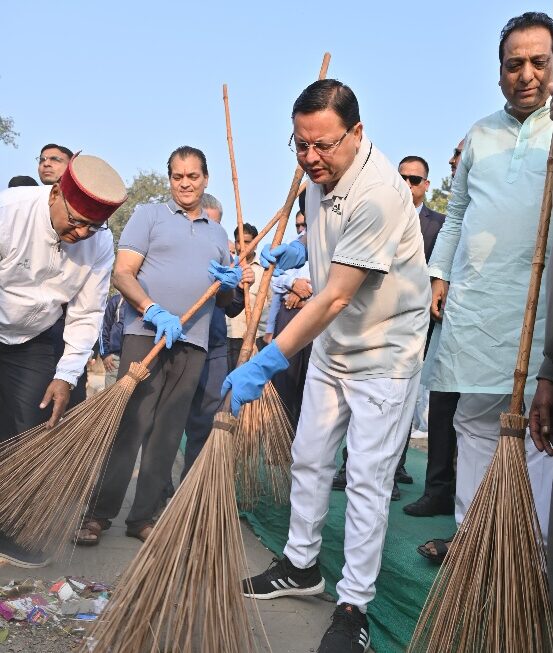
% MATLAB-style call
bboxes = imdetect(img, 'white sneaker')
[410,429,428,439]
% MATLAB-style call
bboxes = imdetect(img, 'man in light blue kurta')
[421,12,553,559]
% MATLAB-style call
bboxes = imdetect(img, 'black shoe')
[242,555,325,599]
[403,494,454,517]
[318,603,370,653]
[0,533,49,569]
[394,464,413,484]
[332,469,347,491]
[391,481,400,501]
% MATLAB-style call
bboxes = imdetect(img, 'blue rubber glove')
[143,304,183,348]
[260,240,307,277]
[221,342,289,416]
[208,260,243,290]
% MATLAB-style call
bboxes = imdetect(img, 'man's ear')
[48,183,60,208]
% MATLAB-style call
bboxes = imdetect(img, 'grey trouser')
[87,335,205,531]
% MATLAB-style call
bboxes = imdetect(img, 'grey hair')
[201,193,223,218]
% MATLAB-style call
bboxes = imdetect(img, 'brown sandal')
[74,518,111,546]
[125,524,154,543]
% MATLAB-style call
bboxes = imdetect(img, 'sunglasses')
[453,148,462,157]
[400,174,426,186]
[295,223,305,229]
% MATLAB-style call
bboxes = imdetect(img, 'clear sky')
[1,1,552,243]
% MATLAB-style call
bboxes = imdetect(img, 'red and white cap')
[59,152,127,223]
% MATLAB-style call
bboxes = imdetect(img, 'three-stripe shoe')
[318,603,370,652]
[242,555,325,599]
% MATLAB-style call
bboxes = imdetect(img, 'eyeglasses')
[61,192,108,233]
[289,127,351,157]
[400,174,427,186]
[36,155,66,164]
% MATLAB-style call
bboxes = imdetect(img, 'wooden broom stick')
[510,134,553,414]
[223,83,252,324]
[236,52,331,364]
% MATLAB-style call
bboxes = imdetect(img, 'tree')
[426,176,452,214]
[0,115,18,147]
[109,171,170,244]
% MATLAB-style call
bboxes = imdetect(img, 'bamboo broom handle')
[223,83,252,324]
[140,206,281,369]
[236,167,305,366]
[236,52,331,366]
[510,133,553,415]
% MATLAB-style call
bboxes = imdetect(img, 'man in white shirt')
[0,153,127,566]
[223,79,429,653]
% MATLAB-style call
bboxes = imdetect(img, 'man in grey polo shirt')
[76,145,242,546]
[223,81,429,652]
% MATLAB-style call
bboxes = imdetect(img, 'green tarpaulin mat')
[241,447,456,652]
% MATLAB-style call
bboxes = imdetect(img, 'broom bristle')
[234,382,293,510]
[86,410,260,653]
[0,362,149,556]
[408,412,553,652]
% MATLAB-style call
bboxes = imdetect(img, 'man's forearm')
[113,272,153,314]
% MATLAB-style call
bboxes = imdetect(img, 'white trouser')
[283,361,420,612]
[454,393,553,542]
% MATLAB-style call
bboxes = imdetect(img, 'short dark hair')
[399,155,429,178]
[8,175,39,188]
[167,146,208,177]
[499,12,553,63]
[40,143,73,158]
[233,223,258,240]
[292,79,360,129]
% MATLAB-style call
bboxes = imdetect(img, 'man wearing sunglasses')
[36,143,73,185]
[0,153,126,566]
[223,79,430,653]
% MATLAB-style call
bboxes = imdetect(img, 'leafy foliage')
[0,115,18,147]
[426,176,452,215]
[109,171,170,244]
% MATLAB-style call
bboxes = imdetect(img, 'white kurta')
[425,102,553,394]
[0,186,114,385]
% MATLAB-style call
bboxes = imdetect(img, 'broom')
[408,135,553,651]
[0,205,287,558]
[223,82,294,508]
[231,53,331,509]
[84,407,260,653]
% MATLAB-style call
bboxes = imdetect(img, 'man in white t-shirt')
[222,79,430,653]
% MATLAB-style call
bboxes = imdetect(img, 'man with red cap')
[0,153,126,565]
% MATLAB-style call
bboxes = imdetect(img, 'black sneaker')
[391,481,401,501]
[242,555,325,599]
[318,603,370,652]
[0,532,49,569]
